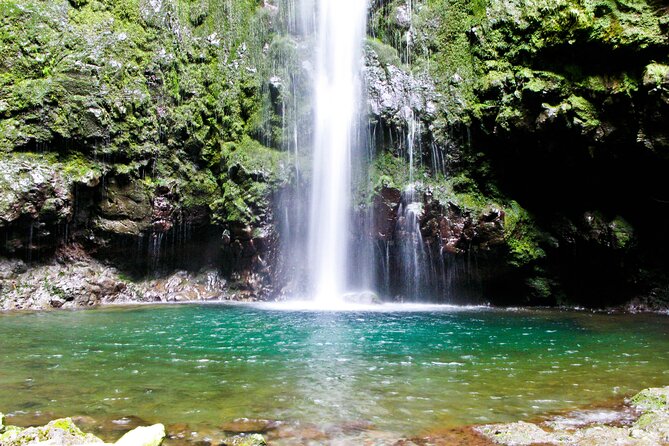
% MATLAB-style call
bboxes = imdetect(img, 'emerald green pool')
[0,303,667,438]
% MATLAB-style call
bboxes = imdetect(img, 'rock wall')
[1,0,668,308]
[364,0,669,307]
[0,0,290,305]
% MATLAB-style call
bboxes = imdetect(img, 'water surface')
[0,304,667,437]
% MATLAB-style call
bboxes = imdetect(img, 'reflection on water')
[0,304,667,436]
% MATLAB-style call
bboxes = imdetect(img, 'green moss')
[631,387,669,411]
[221,136,293,185]
[610,216,634,249]
[567,95,601,131]
[60,153,103,184]
[643,63,669,87]
[369,151,413,192]
[212,180,256,226]
[504,201,546,268]
[179,168,219,208]
[366,38,402,67]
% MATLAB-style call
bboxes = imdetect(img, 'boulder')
[630,387,669,411]
[0,418,104,446]
[114,423,165,446]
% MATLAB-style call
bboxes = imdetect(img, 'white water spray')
[306,0,368,302]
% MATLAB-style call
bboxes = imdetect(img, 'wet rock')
[372,187,401,241]
[372,187,505,255]
[0,245,238,310]
[96,179,153,237]
[141,269,227,303]
[0,154,72,227]
[165,422,190,440]
[364,45,438,131]
[114,423,165,446]
[342,291,382,305]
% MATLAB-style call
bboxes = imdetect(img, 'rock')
[96,180,152,236]
[114,423,165,446]
[342,291,382,305]
[571,425,651,445]
[477,386,669,446]
[371,187,401,241]
[475,421,552,445]
[364,45,438,132]
[633,411,669,443]
[221,433,267,446]
[630,387,669,411]
[0,418,104,446]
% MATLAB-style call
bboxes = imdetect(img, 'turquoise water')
[0,304,667,437]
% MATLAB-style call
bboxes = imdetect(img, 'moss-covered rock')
[0,417,105,445]
[0,0,292,298]
[631,387,669,411]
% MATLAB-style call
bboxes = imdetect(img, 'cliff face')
[366,0,669,307]
[1,0,668,308]
[0,0,289,304]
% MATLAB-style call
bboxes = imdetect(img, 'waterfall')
[305,0,368,302]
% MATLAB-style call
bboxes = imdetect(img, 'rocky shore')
[477,386,669,446]
[0,245,245,311]
[2,387,667,446]
[0,415,268,446]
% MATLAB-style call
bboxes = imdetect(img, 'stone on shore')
[222,433,267,446]
[113,423,165,446]
[0,418,104,445]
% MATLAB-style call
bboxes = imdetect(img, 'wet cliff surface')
[1,0,668,309]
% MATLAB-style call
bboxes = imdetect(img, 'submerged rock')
[342,291,382,305]
[221,418,278,435]
[221,433,267,446]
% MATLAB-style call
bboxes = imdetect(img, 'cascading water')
[305,0,368,302]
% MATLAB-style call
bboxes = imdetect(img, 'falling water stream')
[306,0,368,302]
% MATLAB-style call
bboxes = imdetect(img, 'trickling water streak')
[306,0,368,302]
